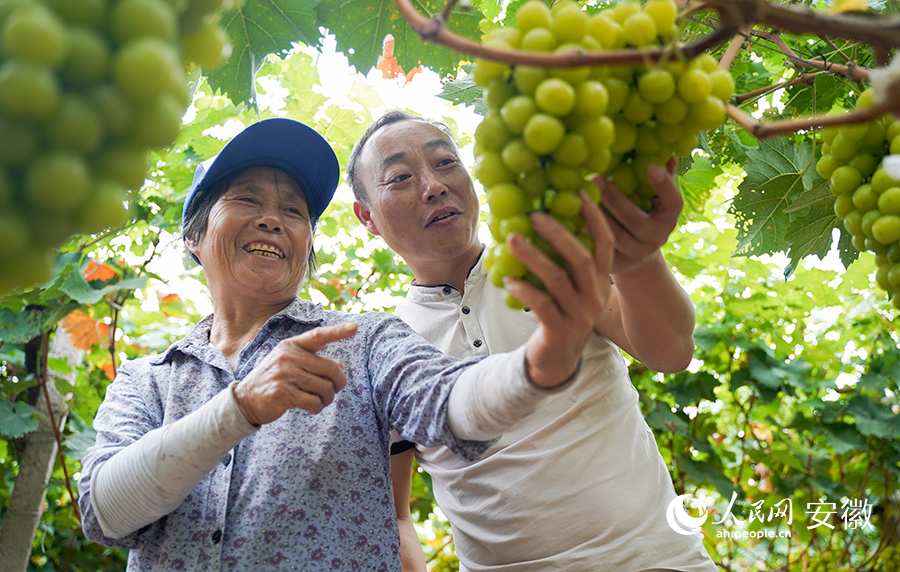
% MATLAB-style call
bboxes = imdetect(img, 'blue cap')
[182,118,340,232]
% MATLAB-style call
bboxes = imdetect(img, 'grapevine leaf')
[208,0,321,109]
[783,74,846,116]
[0,306,47,344]
[59,269,147,306]
[0,399,42,438]
[439,64,487,115]
[731,60,773,95]
[63,413,97,461]
[678,155,721,220]
[782,182,841,274]
[730,137,814,257]
[316,0,484,77]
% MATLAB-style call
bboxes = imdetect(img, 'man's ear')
[353,201,382,237]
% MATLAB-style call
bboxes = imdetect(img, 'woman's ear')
[184,237,201,264]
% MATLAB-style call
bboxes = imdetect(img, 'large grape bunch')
[877,546,900,572]
[815,88,900,308]
[472,0,733,308]
[806,547,852,572]
[0,0,234,296]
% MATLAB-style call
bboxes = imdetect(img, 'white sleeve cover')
[90,383,258,539]
[447,345,574,441]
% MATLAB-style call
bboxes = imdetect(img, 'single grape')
[612,2,641,24]
[872,169,898,193]
[488,183,531,218]
[520,27,557,52]
[61,26,111,85]
[90,84,134,136]
[610,118,637,154]
[852,184,878,211]
[520,168,549,197]
[552,132,589,166]
[78,179,131,234]
[499,214,534,240]
[655,95,687,125]
[111,0,177,43]
[622,12,657,47]
[688,95,726,131]
[573,80,608,118]
[878,187,900,215]
[862,209,881,237]
[485,78,515,111]
[830,133,859,161]
[608,163,639,195]
[180,19,232,69]
[0,59,61,119]
[0,114,38,164]
[93,146,148,190]
[551,1,587,44]
[501,138,539,174]
[677,68,711,103]
[833,192,855,219]
[25,151,91,210]
[131,92,184,149]
[586,13,624,50]
[523,113,566,155]
[638,69,675,103]
[830,166,862,195]
[475,113,511,152]
[48,95,104,153]
[2,4,68,68]
[708,69,734,101]
[842,209,863,236]
[516,0,552,33]
[634,126,661,155]
[643,0,677,31]
[501,95,538,135]
[576,115,615,151]
[623,91,654,124]
[115,37,181,101]
[547,163,582,191]
[535,78,576,117]
[549,190,581,218]
[513,66,547,96]
[603,77,629,115]
[873,215,900,245]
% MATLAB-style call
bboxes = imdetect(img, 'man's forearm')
[90,383,258,538]
[447,346,567,441]
[613,252,696,372]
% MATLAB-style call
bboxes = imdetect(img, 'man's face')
[353,120,481,271]
[189,166,313,303]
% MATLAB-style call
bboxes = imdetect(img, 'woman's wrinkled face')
[189,166,313,304]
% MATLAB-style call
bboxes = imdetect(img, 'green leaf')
[845,395,898,439]
[63,413,97,461]
[730,137,815,257]
[60,270,147,306]
[0,306,47,344]
[439,64,488,115]
[677,155,721,220]
[317,0,484,77]
[783,74,847,116]
[782,181,841,274]
[0,399,42,438]
[208,0,321,109]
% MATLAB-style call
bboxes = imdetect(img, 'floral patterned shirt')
[79,298,492,571]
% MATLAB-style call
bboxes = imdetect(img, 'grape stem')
[725,83,900,139]
[733,71,822,105]
[753,31,871,81]
[392,0,737,67]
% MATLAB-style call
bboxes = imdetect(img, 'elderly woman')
[77,118,613,571]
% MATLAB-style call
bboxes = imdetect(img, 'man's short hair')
[347,110,456,202]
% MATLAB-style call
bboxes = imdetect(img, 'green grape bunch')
[0,0,235,296]
[815,88,900,308]
[876,545,900,572]
[472,0,733,308]
[806,547,852,572]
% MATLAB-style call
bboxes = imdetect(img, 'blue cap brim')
[182,118,340,228]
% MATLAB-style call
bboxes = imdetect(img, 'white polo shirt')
[394,255,715,572]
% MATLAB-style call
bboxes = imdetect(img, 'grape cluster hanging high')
[816,88,900,307]
[0,0,234,296]
[471,0,733,308]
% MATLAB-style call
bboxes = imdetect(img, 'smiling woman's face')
[188,166,314,305]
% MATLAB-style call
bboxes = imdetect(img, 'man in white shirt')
[348,110,715,571]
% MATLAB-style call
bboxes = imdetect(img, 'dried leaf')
[83,260,117,282]
[375,35,421,82]
[61,310,110,352]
